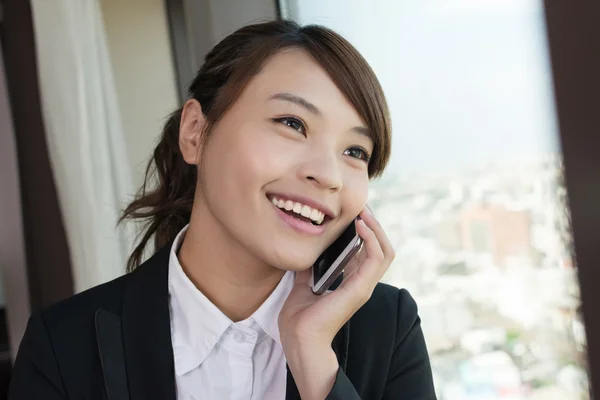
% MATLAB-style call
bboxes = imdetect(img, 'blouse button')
[234,332,245,343]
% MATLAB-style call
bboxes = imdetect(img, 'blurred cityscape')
[371,154,589,400]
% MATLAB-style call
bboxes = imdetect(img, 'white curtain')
[30,0,135,292]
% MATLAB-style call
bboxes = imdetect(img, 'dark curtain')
[0,1,75,312]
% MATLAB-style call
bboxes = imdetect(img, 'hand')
[278,207,395,399]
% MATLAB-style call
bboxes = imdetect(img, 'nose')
[297,149,343,192]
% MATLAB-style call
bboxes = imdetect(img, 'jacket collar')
[120,242,176,400]
[97,241,350,400]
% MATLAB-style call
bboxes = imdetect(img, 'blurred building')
[459,203,533,267]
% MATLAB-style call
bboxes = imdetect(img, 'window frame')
[545,0,600,395]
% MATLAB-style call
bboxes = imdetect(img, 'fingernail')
[365,204,374,215]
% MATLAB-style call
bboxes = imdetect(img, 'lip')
[271,204,327,236]
[266,192,336,218]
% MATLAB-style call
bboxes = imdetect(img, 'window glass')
[282,1,589,399]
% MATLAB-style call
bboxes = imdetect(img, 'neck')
[177,200,286,322]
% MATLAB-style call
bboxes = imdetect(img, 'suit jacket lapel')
[95,309,129,400]
[97,239,350,400]
[120,244,177,400]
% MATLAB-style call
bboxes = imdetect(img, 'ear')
[179,99,207,165]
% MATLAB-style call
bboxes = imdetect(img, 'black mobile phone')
[311,218,363,295]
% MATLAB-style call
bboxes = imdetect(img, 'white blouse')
[168,225,294,400]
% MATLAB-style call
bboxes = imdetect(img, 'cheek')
[200,124,290,205]
[342,174,370,217]
[225,124,305,186]
[230,134,291,193]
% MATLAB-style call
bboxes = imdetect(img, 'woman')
[9,20,436,399]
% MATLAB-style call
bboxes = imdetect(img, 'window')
[281,0,589,398]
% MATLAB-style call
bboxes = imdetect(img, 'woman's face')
[192,49,373,271]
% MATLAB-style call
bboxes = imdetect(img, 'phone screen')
[312,221,358,287]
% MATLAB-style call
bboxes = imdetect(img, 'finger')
[311,216,394,329]
[342,243,366,279]
[341,220,368,278]
[359,208,395,263]
[351,218,385,283]
[313,220,388,327]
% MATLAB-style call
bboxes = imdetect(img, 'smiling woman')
[120,21,392,272]
[8,20,436,400]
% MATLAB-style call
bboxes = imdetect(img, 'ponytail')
[119,108,196,272]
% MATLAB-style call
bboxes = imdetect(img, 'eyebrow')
[351,126,372,140]
[269,92,374,141]
[269,92,321,115]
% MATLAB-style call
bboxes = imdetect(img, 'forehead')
[241,49,365,126]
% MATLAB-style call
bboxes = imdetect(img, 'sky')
[290,0,560,176]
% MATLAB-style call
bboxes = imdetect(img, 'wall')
[208,0,277,42]
[100,0,179,188]
[184,0,278,70]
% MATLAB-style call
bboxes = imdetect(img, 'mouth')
[267,195,331,225]
[266,194,333,235]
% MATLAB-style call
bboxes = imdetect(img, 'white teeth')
[310,208,320,221]
[292,203,302,213]
[270,196,326,225]
[300,205,311,218]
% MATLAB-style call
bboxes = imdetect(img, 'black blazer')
[8,242,437,400]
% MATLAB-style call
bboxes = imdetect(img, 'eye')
[344,146,371,162]
[273,117,306,135]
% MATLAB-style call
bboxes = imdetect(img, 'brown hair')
[120,20,392,272]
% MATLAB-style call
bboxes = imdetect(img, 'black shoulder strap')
[95,308,130,400]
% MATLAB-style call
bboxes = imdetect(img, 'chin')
[264,245,320,272]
